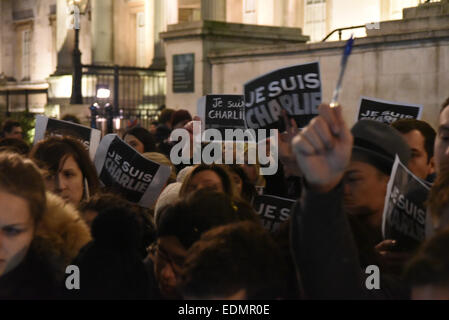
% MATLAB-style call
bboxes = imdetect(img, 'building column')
[150,0,167,70]
[91,0,113,65]
[54,0,74,75]
[201,0,226,21]
[166,0,179,25]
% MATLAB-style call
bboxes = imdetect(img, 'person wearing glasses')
[146,190,252,299]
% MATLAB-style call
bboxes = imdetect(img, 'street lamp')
[67,0,89,104]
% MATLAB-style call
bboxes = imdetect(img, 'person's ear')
[428,156,435,175]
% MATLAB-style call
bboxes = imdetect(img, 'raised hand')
[291,104,353,192]
[278,111,302,177]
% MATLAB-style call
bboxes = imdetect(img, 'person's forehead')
[402,130,426,150]
[0,190,32,224]
[60,155,81,170]
[347,160,380,174]
[193,170,220,180]
[439,106,449,127]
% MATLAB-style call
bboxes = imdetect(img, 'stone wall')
[161,20,309,116]
[208,5,449,128]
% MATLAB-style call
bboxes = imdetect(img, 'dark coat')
[66,242,151,300]
[290,184,410,299]
[0,247,60,300]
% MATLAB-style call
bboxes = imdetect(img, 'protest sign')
[34,115,101,159]
[197,94,247,134]
[382,156,430,251]
[94,134,171,208]
[244,62,322,131]
[356,97,423,124]
[197,94,255,143]
[253,194,296,232]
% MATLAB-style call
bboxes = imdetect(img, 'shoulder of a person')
[34,192,92,266]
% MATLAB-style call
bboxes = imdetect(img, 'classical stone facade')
[163,0,449,128]
[0,0,444,122]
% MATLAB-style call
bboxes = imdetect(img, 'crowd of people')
[0,97,449,300]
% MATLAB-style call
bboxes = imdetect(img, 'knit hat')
[154,182,182,225]
[177,166,194,183]
[351,120,411,175]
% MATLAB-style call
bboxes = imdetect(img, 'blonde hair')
[142,152,176,184]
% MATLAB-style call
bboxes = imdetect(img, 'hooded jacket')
[0,192,91,299]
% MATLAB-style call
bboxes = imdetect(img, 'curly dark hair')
[179,221,287,299]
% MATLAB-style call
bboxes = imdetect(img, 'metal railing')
[322,25,367,42]
[0,87,48,116]
[81,64,166,119]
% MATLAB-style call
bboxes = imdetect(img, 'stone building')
[0,0,444,126]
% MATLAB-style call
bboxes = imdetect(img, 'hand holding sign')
[292,103,353,192]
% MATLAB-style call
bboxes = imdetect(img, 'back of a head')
[170,109,192,129]
[80,193,155,255]
[351,120,411,175]
[61,114,81,124]
[405,227,449,291]
[0,138,30,156]
[156,190,243,250]
[392,119,436,159]
[71,206,149,299]
[90,206,143,250]
[2,119,21,134]
[159,108,175,125]
[180,221,286,300]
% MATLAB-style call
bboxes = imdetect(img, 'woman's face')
[185,170,224,196]
[44,155,84,206]
[230,172,243,195]
[0,190,34,277]
[124,134,145,154]
[152,236,187,299]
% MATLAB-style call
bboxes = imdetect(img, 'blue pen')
[330,35,354,108]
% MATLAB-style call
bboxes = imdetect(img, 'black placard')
[357,97,423,124]
[34,115,101,159]
[94,134,170,208]
[197,94,247,138]
[244,62,322,132]
[253,194,296,233]
[382,156,430,251]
